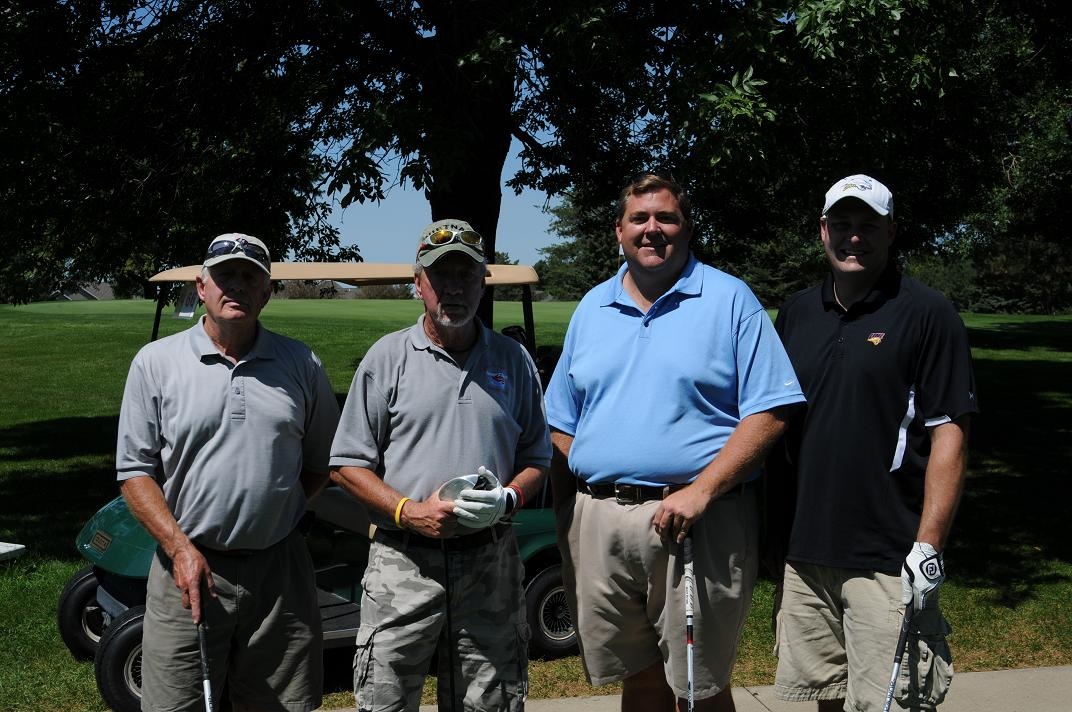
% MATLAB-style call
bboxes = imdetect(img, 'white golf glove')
[450,467,509,530]
[902,541,945,612]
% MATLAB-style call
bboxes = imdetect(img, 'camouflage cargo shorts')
[354,527,529,712]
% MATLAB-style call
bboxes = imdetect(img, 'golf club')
[443,547,458,712]
[197,621,215,712]
[881,601,915,712]
[683,534,695,712]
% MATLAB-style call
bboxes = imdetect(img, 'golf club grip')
[683,536,694,617]
[881,604,914,712]
[683,534,695,712]
[198,623,215,712]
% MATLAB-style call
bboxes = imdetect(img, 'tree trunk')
[422,2,517,326]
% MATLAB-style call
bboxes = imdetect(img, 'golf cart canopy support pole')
[151,285,167,342]
[522,285,536,355]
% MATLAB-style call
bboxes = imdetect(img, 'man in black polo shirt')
[770,175,978,711]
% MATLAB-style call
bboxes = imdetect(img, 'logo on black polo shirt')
[867,332,886,346]
[486,368,508,391]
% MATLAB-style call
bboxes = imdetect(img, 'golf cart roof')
[149,262,539,287]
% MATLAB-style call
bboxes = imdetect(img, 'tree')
[0,1,358,303]
[5,1,1069,314]
[534,194,619,301]
[301,1,690,321]
[543,0,1072,311]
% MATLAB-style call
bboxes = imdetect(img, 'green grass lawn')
[1,301,1070,710]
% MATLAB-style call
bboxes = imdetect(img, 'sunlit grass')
[1,303,1070,710]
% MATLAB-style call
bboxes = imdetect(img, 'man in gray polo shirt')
[330,219,551,711]
[116,233,340,712]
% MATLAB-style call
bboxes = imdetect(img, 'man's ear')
[413,274,422,299]
[195,275,207,301]
[887,220,898,245]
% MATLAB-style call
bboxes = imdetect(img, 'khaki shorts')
[558,485,758,699]
[355,529,528,712]
[774,561,953,711]
[141,529,323,712]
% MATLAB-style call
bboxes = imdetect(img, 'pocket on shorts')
[896,608,954,710]
[354,624,377,711]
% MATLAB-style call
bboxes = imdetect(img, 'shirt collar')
[190,315,269,362]
[821,264,901,316]
[600,253,703,309]
[409,314,488,355]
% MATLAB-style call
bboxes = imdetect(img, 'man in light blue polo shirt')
[545,174,805,712]
[117,233,340,712]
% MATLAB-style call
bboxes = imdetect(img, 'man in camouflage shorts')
[330,219,551,711]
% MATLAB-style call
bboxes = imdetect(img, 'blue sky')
[332,145,562,267]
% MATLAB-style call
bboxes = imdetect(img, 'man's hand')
[652,484,711,544]
[169,543,216,624]
[399,492,458,539]
[452,467,509,529]
[902,541,945,612]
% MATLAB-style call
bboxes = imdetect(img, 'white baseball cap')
[203,233,272,276]
[822,174,894,218]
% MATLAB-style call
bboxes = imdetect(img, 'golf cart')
[57,262,575,712]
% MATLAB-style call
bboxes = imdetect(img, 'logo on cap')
[841,177,875,193]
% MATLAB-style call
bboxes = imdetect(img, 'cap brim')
[203,253,272,276]
[416,243,486,268]
[823,193,890,217]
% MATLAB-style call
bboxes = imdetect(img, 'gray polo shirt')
[116,316,340,550]
[330,316,551,530]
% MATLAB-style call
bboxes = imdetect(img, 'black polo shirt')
[774,267,978,574]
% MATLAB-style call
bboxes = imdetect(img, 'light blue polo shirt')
[545,255,805,487]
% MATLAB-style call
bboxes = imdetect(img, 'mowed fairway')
[0,300,1069,710]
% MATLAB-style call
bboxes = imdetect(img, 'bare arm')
[916,416,971,551]
[119,476,214,623]
[330,466,458,539]
[653,406,794,543]
[549,430,576,513]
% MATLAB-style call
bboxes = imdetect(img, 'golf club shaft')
[881,602,914,712]
[683,535,695,712]
[443,547,457,712]
[197,621,215,712]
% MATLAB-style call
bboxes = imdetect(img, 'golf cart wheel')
[95,605,144,712]
[525,565,576,659]
[57,565,107,660]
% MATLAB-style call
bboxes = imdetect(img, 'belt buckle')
[614,484,638,505]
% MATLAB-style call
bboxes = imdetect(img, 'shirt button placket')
[230,370,246,420]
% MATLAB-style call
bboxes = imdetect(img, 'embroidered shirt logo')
[867,332,886,346]
[486,368,508,391]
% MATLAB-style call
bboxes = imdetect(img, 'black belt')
[374,523,511,552]
[578,480,743,505]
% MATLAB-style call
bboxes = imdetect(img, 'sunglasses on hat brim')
[205,238,270,272]
[419,228,484,254]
